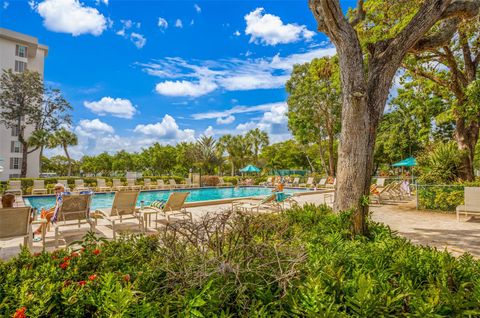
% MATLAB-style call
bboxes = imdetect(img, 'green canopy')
[273,169,308,176]
[239,165,261,173]
[392,157,417,167]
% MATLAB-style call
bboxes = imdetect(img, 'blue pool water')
[24,187,307,211]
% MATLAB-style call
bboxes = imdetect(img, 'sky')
[0,0,355,159]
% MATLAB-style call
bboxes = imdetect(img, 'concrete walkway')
[1,193,479,260]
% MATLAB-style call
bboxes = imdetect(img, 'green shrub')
[417,142,464,184]
[417,181,480,211]
[1,205,479,317]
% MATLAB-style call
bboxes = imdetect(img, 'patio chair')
[96,191,142,239]
[299,177,314,188]
[316,178,327,188]
[260,177,273,187]
[182,178,192,188]
[112,179,128,191]
[139,192,192,226]
[96,179,112,192]
[287,177,300,187]
[57,179,70,191]
[127,179,142,191]
[52,193,95,248]
[232,193,281,214]
[376,178,386,188]
[5,180,22,196]
[157,179,167,189]
[0,207,33,250]
[32,180,48,195]
[456,187,480,221]
[74,179,89,192]
[169,179,182,189]
[185,178,199,188]
[143,178,158,190]
[218,177,233,186]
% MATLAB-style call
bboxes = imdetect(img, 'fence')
[416,184,465,212]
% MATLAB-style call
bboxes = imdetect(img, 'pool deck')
[1,192,479,260]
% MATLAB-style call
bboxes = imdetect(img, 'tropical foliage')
[1,205,479,317]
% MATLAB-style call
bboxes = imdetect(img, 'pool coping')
[22,186,334,208]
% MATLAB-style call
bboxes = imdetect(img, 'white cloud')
[35,0,107,36]
[3,1,9,9]
[193,103,279,120]
[130,32,146,49]
[155,79,218,97]
[233,30,240,36]
[95,0,107,5]
[216,115,235,125]
[204,126,214,137]
[141,46,335,97]
[84,97,137,119]
[194,3,201,13]
[158,17,168,30]
[245,7,314,45]
[175,19,183,28]
[133,115,196,142]
[77,118,114,134]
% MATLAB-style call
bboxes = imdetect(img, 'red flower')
[78,280,86,286]
[123,274,130,282]
[89,274,97,281]
[70,252,79,257]
[63,256,70,262]
[93,249,101,255]
[59,261,69,270]
[13,307,26,318]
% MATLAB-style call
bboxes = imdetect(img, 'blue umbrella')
[392,157,417,167]
[239,165,261,173]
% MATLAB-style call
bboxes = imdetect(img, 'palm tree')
[218,134,236,176]
[28,129,51,174]
[246,128,269,165]
[49,128,78,176]
[194,135,219,174]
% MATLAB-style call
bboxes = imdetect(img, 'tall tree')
[218,134,237,176]
[28,129,51,174]
[286,57,341,176]
[0,70,43,177]
[308,0,480,234]
[245,128,269,166]
[49,129,78,176]
[402,16,480,180]
[194,136,220,174]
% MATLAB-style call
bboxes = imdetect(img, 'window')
[9,174,20,179]
[9,157,22,170]
[10,141,22,153]
[15,45,28,58]
[14,60,27,72]
[11,126,19,137]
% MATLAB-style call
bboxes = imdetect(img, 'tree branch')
[412,18,461,51]
[402,63,451,88]
[349,0,366,27]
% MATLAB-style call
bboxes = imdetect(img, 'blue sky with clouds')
[0,0,355,159]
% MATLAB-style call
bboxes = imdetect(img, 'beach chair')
[157,179,167,190]
[57,179,70,191]
[232,193,281,214]
[169,179,182,189]
[260,177,273,187]
[182,178,192,188]
[299,177,314,188]
[287,177,300,187]
[112,179,128,191]
[32,180,48,195]
[185,178,199,188]
[456,187,480,221]
[96,191,142,239]
[52,194,95,248]
[127,179,142,191]
[74,179,89,192]
[376,178,386,188]
[96,179,112,192]
[316,178,327,188]
[139,192,192,227]
[143,178,158,190]
[5,180,22,196]
[218,177,233,186]
[0,207,34,250]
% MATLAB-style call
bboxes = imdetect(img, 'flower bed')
[1,205,479,316]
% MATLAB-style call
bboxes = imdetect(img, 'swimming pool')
[24,187,308,211]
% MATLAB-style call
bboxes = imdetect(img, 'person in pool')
[33,183,70,241]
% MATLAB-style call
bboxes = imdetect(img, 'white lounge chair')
[456,187,480,221]
[53,193,95,248]
[57,179,70,192]
[232,193,281,214]
[32,180,48,195]
[96,179,112,192]
[127,179,142,191]
[316,178,327,188]
[169,179,182,189]
[112,179,128,191]
[96,191,143,239]
[287,177,300,187]
[185,178,199,188]
[139,192,192,227]
[157,179,167,190]
[376,178,386,188]
[143,178,158,190]
[5,180,22,196]
[299,177,314,188]
[74,179,89,192]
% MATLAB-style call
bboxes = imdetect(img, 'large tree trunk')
[18,123,28,178]
[327,131,336,177]
[39,146,44,174]
[64,144,72,177]
[455,118,479,181]
[318,136,329,176]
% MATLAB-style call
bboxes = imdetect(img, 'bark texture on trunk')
[318,136,329,176]
[309,0,480,235]
[327,131,336,177]
[456,118,479,181]
[64,144,72,177]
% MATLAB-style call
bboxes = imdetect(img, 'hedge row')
[416,182,480,211]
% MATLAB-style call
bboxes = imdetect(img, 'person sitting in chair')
[1,193,15,208]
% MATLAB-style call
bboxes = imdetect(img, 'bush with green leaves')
[1,205,479,317]
[417,141,464,184]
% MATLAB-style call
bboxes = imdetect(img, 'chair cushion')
[150,200,166,209]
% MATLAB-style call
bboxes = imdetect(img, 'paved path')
[1,193,479,260]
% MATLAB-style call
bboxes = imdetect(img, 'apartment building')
[0,28,48,181]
